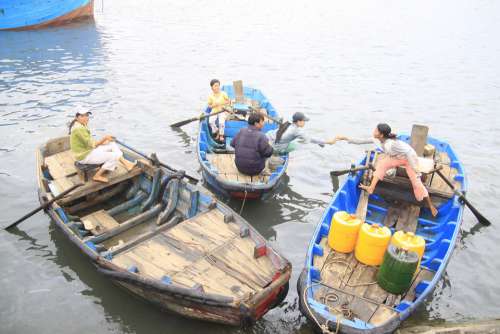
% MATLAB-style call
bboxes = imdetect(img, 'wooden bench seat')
[82,209,120,235]
[207,153,270,184]
[44,150,78,179]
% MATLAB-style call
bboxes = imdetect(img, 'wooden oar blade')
[170,117,198,128]
[462,197,491,226]
[435,170,491,226]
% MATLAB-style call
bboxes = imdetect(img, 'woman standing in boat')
[207,79,230,142]
[69,110,136,183]
[336,123,438,217]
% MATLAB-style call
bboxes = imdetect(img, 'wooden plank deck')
[111,209,276,300]
[207,153,270,184]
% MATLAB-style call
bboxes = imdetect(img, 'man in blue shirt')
[231,112,274,175]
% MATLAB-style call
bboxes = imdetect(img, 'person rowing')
[336,123,438,217]
[207,79,231,142]
[69,110,137,183]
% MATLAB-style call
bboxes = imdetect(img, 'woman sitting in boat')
[207,79,231,142]
[267,112,336,154]
[69,110,136,183]
[336,123,438,217]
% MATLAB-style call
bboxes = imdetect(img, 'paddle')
[330,164,375,177]
[115,139,199,183]
[435,169,491,226]
[4,183,84,230]
[170,107,230,128]
[246,105,283,125]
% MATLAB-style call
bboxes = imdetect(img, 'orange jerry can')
[327,211,362,253]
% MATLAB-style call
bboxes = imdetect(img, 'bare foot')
[430,206,438,217]
[93,175,109,183]
[123,160,137,172]
[359,184,374,194]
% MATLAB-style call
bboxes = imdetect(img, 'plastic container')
[377,245,419,294]
[328,211,362,253]
[391,231,426,270]
[355,223,391,265]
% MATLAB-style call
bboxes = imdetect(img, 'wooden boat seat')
[81,210,120,236]
[111,209,276,299]
[207,153,270,184]
[44,149,142,205]
[44,150,78,179]
[74,161,102,182]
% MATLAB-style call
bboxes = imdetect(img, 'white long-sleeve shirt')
[348,137,419,172]
[267,123,325,151]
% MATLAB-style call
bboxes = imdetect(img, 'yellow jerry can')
[355,223,391,265]
[328,211,362,253]
[391,231,426,269]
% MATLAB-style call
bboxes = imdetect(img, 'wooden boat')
[197,81,289,200]
[0,0,94,31]
[36,136,291,326]
[297,125,466,334]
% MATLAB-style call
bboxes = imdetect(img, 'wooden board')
[172,258,256,298]
[402,268,435,302]
[207,153,270,184]
[45,136,70,156]
[395,202,420,233]
[369,305,398,326]
[410,125,429,156]
[233,80,244,104]
[81,209,120,235]
[57,163,142,205]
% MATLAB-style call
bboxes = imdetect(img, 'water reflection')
[0,20,107,124]
[226,174,327,240]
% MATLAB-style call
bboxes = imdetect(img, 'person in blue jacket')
[230,112,274,176]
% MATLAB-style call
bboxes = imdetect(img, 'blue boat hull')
[197,85,288,200]
[0,0,93,30]
[298,136,467,334]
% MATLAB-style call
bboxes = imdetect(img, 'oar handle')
[435,169,491,226]
[331,164,375,177]
[115,139,199,183]
[5,183,83,230]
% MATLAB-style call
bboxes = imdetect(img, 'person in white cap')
[69,110,136,183]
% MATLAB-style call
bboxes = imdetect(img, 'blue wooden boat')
[297,130,466,334]
[197,84,289,200]
[36,136,291,325]
[0,0,93,30]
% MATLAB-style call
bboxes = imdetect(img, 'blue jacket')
[230,125,273,175]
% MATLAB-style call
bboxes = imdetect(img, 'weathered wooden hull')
[0,0,94,31]
[36,137,291,326]
[297,135,466,334]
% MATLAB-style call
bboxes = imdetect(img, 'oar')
[435,169,491,226]
[246,105,283,125]
[170,108,229,128]
[4,183,84,230]
[330,164,375,177]
[115,139,199,183]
